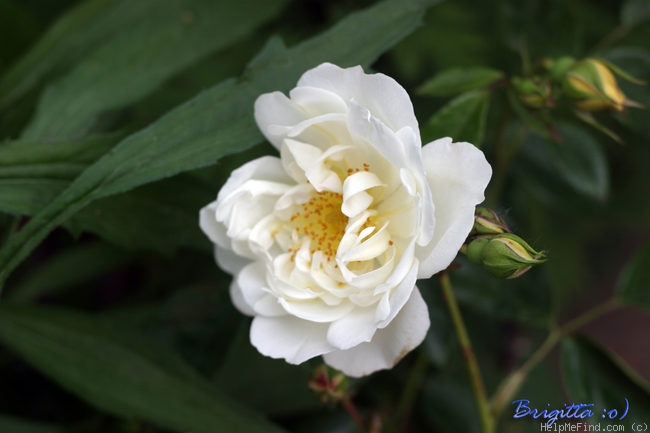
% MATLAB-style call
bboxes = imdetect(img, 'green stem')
[490,298,621,418]
[440,272,495,433]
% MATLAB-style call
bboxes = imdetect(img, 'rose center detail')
[290,190,347,259]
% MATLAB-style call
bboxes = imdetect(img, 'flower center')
[290,190,347,259]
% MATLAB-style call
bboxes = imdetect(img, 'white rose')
[200,63,492,377]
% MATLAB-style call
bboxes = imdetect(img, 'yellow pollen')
[290,191,347,259]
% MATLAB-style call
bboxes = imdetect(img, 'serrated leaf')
[418,67,503,97]
[0,305,288,433]
[617,245,650,310]
[422,90,490,147]
[562,337,650,429]
[21,0,290,141]
[0,0,441,289]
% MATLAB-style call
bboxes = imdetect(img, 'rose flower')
[200,63,492,377]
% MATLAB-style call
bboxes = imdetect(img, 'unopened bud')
[465,233,547,279]
[512,76,553,109]
[472,207,511,235]
[309,364,348,405]
[564,58,628,112]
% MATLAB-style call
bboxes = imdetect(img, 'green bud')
[545,56,576,81]
[472,207,511,235]
[512,76,553,109]
[465,233,547,279]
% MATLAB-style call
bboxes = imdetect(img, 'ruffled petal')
[322,288,430,377]
[250,315,334,364]
[297,63,419,135]
[254,92,306,148]
[417,138,492,278]
[236,262,285,316]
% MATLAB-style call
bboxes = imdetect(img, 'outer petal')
[254,92,306,148]
[417,138,492,278]
[237,262,285,316]
[250,315,335,364]
[322,288,430,377]
[297,63,419,136]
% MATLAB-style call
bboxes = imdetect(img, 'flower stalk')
[440,272,495,433]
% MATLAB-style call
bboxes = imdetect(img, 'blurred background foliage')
[0,0,648,432]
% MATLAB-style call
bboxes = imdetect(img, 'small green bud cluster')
[512,56,641,113]
[463,208,547,279]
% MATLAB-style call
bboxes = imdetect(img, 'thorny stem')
[490,298,621,418]
[440,272,495,433]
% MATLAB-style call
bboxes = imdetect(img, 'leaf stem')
[440,272,495,433]
[490,298,621,417]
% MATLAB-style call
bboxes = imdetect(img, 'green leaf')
[0,0,440,289]
[0,135,117,215]
[422,90,490,147]
[621,0,650,27]
[417,67,503,97]
[617,245,650,310]
[562,337,650,429]
[0,414,64,433]
[21,0,290,141]
[0,0,144,109]
[6,243,133,303]
[66,175,213,253]
[0,305,288,433]
[0,135,116,180]
[522,123,609,202]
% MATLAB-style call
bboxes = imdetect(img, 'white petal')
[199,200,227,246]
[322,288,430,377]
[254,92,306,148]
[377,259,418,327]
[229,278,254,316]
[215,245,249,276]
[297,63,419,134]
[237,262,284,316]
[289,86,348,116]
[417,138,492,278]
[250,315,334,364]
[279,298,354,323]
[341,171,384,218]
[326,307,378,350]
